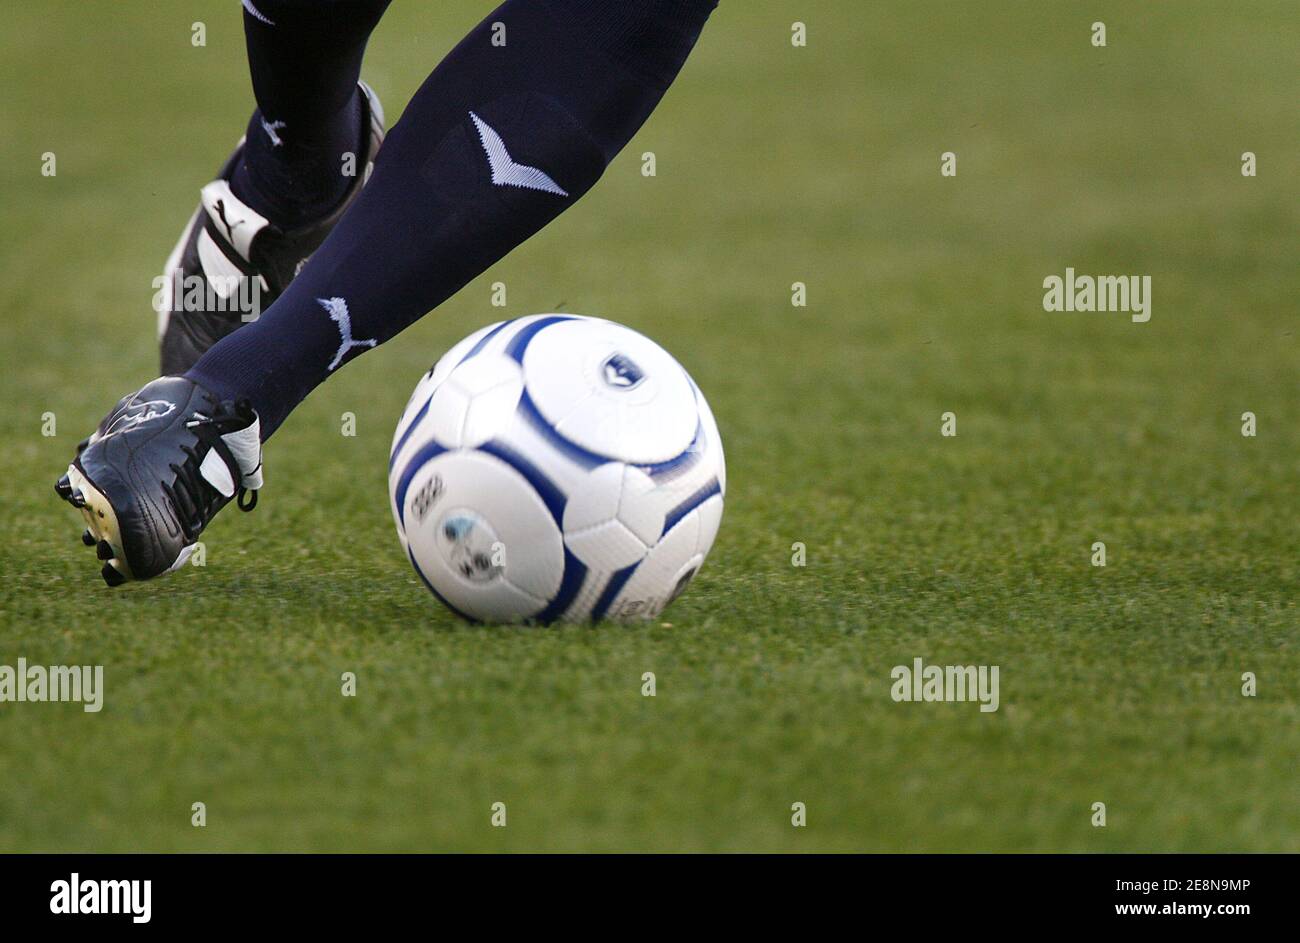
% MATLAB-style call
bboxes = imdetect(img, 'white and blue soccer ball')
[388,314,725,623]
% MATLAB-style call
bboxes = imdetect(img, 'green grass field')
[0,1,1296,852]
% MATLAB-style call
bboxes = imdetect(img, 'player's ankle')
[231,92,362,230]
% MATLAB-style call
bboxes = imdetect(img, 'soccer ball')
[388,314,726,623]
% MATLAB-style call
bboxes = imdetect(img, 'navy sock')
[190,0,718,436]
[231,0,391,228]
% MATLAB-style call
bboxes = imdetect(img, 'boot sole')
[63,462,135,583]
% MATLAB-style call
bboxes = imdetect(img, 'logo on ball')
[410,473,444,524]
[601,352,645,390]
[438,512,502,583]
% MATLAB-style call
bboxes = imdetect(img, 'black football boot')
[56,376,264,586]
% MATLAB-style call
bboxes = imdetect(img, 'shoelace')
[163,401,258,540]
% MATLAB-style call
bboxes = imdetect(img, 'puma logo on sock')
[319,297,377,370]
[261,118,286,147]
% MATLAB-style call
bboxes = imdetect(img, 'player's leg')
[158,0,391,374]
[60,0,718,585]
